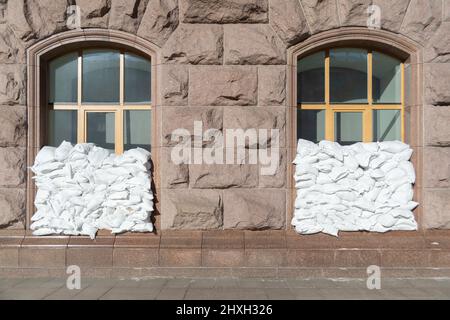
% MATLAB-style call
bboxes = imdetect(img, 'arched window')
[47,49,152,153]
[297,48,404,145]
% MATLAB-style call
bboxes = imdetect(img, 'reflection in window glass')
[48,110,77,146]
[373,51,401,104]
[335,112,362,145]
[124,110,151,151]
[297,51,325,104]
[125,53,151,103]
[297,110,325,143]
[83,50,120,103]
[373,110,401,142]
[330,48,367,103]
[49,53,78,103]
[86,112,115,150]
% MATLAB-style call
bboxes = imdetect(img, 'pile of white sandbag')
[30,141,154,239]
[292,139,418,237]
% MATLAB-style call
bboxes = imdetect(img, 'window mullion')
[366,50,373,142]
[324,49,333,141]
[116,52,125,154]
[401,63,405,141]
[115,108,124,154]
[77,50,84,144]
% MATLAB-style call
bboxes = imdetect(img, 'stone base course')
[2,230,450,278]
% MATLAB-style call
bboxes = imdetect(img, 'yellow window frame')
[298,49,405,143]
[48,49,152,154]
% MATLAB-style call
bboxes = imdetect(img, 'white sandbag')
[293,139,418,237]
[393,148,413,161]
[343,155,359,171]
[124,148,151,164]
[317,173,333,185]
[380,160,398,174]
[378,141,409,153]
[398,161,416,183]
[32,228,58,236]
[109,191,129,200]
[293,155,319,165]
[320,158,344,167]
[35,146,56,165]
[314,163,332,173]
[391,183,414,204]
[297,139,319,157]
[132,223,154,233]
[401,201,419,211]
[370,169,385,180]
[369,153,387,169]
[385,168,406,182]
[54,141,73,162]
[377,214,397,228]
[295,164,319,176]
[319,140,344,161]
[317,152,331,161]
[293,221,322,235]
[336,190,358,202]
[354,151,374,168]
[88,147,111,167]
[329,166,349,182]
[294,173,317,183]
[32,161,65,174]
[362,142,379,153]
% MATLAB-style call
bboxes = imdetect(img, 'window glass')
[48,49,153,153]
[82,50,120,103]
[48,110,77,146]
[124,110,151,151]
[125,53,151,103]
[373,51,401,104]
[297,110,325,143]
[330,48,367,103]
[334,112,363,145]
[297,51,325,104]
[49,52,78,103]
[373,110,401,142]
[86,112,115,150]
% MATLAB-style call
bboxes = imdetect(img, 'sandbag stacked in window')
[292,139,418,237]
[30,141,154,239]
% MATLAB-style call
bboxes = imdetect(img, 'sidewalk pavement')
[1,277,450,300]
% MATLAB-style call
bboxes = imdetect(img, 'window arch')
[296,47,404,145]
[48,49,152,154]
[287,28,423,226]
[27,29,160,228]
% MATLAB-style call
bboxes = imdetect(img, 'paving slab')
[0,277,450,300]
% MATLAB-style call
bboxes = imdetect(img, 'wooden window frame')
[49,49,152,154]
[297,48,405,143]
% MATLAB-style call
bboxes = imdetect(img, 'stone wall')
[0,0,448,231]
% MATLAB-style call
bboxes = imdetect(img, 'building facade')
[0,0,449,276]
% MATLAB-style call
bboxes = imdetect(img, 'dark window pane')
[86,112,115,150]
[125,53,151,103]
[330,48,367,103]
[82,50,120,103]
[48,110,77,146]
[335,112,362,145]
[373,51,401,104]
[297,110,325,143]
[373,109,401,142]
[49,53,78,103]
[124,110,151,151]
[297,51,325,104]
